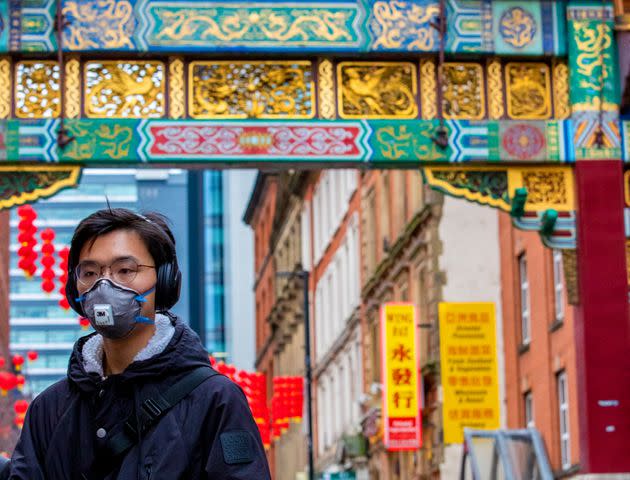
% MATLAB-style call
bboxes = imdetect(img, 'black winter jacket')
[9,315,271,479]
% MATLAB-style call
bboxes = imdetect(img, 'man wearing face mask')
[9,208,272,480]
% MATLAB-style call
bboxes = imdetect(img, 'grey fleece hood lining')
[82,313,176,379]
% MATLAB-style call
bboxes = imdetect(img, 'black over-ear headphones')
[66,213,182,316]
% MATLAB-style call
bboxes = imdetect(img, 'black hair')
[67,208,177,275]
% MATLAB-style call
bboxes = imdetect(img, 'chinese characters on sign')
[380,303,421,451]
[439,302,500,444]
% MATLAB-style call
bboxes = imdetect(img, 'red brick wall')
[499,212,580,471]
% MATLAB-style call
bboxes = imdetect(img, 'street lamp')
[276,269,314,480]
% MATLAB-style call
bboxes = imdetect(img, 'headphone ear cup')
[155,261,181,312]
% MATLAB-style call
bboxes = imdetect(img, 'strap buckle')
[142,398,163,419]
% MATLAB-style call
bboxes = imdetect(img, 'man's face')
[77,229,158,321]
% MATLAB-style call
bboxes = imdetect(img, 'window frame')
[552,249,565,323]
[524,390,534,428]
[557,370,571,470]
[518,253,531,345]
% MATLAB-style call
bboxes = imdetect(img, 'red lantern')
[14,417,24,429]
[41,279,55,293]
[27,351,38,362]
[58,247,71,310]
[41,269,55,280]
[16,375,25,391]
[0,372,18,395]
[79,317,91,330]
[17,206,38,277]
[13,400,28,416]
[12,354,24,372]
[39,229,56,294]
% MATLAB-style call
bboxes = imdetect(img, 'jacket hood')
[67,314,211,394]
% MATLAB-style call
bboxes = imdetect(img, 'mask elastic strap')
[75,295,85,302]
[134,285,156,303]
[135,316,155,324]
[135,285,157,324]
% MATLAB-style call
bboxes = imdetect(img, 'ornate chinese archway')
[0,0,628,473]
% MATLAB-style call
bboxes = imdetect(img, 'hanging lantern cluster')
[0,371,18,396]
[271,376,304,440]
[237,370,270,448]
[16,205,38,278]
[13,400,29,429]
[11,354,24,373]
[58,247,70,310]
[39,229,56,294]
[211,358,271,449]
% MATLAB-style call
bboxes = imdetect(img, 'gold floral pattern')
[0,58,11,119]
[15,61,61,118]
[521,171,567,205]
[189,61,314,119]
[552,61,570,120]
[442,63,485,119]
[169,57,185,119]
[420,59,436,120]
[65,58,81,119]
[318,60,335,119]
[487,58,504,119]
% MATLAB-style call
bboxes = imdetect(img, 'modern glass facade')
[203,171,226,357]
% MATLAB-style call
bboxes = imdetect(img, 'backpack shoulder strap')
[106,366,219,459]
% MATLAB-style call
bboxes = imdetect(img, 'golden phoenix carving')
[337,62,418,119]
[505,63,551,119]
[84,61,165,118]
[189,61,315,119]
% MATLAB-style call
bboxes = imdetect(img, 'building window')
[370,316,380,383]
[364,189,377,278]
[553,249,564,323]
[557,371,570,470]
[524,391,534,428]
[519,253,531,345]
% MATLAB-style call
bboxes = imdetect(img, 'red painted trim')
[575,160,630,473]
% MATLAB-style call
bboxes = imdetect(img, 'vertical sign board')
[380,303,422,450]
[439,302,500,444]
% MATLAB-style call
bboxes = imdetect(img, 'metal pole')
[301,270,315,480]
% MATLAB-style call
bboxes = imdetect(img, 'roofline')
[242,172,268,225]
